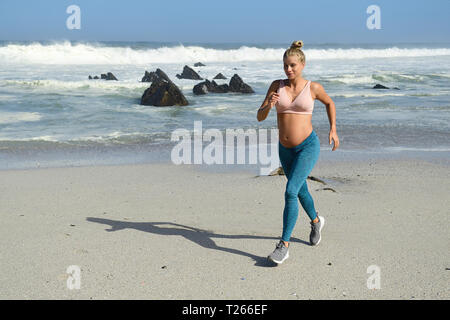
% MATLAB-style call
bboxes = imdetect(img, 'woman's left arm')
[311,82,340,151]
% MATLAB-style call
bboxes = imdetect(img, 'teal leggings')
[278,130,320,242]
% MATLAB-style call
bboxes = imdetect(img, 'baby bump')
[277,114,313,148]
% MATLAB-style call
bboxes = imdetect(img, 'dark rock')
[93,76,99,79]
[322,187,337,193]
[106,72,118,81]
[176,65,203,80]
[88,75,92,80]
[193,79,230,95]
[142,71,159,82]
[212,80,229,93]
[194,62,206,67]
[193,82,209,95]
[268,167,285,176]
[213,73,227,80]
[142,68,173,83]
[308,176,327,185]
[141,78,188,106]
[229,74,254,93]
[98,72,118,81]
[192,74,253,96]
[373,83,389,89]
[155,68,172,83]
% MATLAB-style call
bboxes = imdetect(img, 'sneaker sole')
[268,251,289,264]
[311,216,325,246]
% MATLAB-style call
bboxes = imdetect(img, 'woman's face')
[283,55,305,79]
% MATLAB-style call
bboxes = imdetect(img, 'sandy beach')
[0,155,448,300]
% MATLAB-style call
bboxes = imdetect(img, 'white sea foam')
[333,92,407,98]
[1,79,150,90]
[1,41,449,65]
[0,112,42,124]
[320,75,375,84]
[68,131,148,143]
[0,135,59,142]
[335,91,450,98]
[29,135,59,142]
[0,94,15,101]
[192,105,230,114]
[384,146,450,152]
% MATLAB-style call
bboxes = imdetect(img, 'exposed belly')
[277,113,313,148]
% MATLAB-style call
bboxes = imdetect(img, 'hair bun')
[291,40,304,49]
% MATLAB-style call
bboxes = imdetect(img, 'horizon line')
[1,39,450,46]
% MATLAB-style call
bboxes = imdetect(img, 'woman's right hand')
[268,92,279,108]
[257,82,280,122]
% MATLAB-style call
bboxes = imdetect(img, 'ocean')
[0,40,449,171]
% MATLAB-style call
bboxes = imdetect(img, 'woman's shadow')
[86,217,310,267]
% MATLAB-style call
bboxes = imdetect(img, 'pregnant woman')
[257,40,340,264]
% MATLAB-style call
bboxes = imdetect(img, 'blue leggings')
[278,130,320,242]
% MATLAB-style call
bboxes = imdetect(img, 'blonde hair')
[283,40,305,64]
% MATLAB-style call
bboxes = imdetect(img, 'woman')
[257,40,340,264]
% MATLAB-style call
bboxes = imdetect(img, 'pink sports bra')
[276,79,314,114]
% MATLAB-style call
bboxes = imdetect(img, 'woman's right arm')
[257,80,279,122]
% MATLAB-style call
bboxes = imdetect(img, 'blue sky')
[0,0,449,44]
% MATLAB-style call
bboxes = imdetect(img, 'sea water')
[0,40,449,170]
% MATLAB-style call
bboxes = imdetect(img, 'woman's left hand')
[329,129,340,151]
